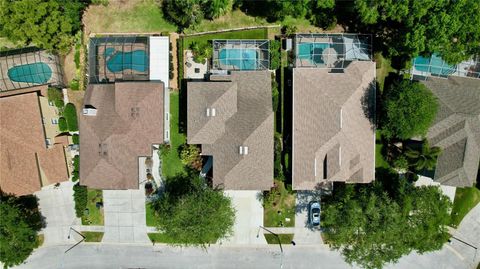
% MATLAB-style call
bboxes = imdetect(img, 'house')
[292,34,376,190]
[0,88,69,196]
[421,76,480,187]
[79,81,164,190]
[187,71,274,190]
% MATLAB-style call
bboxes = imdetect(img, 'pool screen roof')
[295,33,372,68]
[212,40,270,71]
[88,36,150,83]
[0,47,63,92]
[411,54,480,80]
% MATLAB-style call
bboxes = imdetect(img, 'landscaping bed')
[264,180,295,227]
[450,187,480,227]
[264,233,294,244]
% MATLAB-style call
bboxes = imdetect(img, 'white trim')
[206,108,210,117]
[244,146,248,155]
[314,158,317,177]
[211,108,216,116]
[239,146,243,155]
[340,108,343,129]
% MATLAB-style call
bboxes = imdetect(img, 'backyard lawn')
[81,189,104,225]
[161,92,187,178]
[183,28,269,50]
[264,180,295,227]
[146,202,161,227]
[450,187,480,227]
[264,233,294,244]
[374,52,395,92]
[82,232,104,242]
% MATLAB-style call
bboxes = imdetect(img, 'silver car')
[310,201,320,226]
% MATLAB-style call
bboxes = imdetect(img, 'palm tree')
[404,140,442,171]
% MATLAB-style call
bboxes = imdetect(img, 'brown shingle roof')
[187,71,274,190]
[292,61,376,190]
[80,81,164,190]
[422,76,480,187]
[0,92,68,196]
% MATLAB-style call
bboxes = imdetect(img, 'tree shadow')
[178,79,188,134]
[361,80,377,131]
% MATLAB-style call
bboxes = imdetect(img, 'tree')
[179,144,202,170]
[405,140,441,171]
[189,42,213,64]
[0,193,43,268]
[0,0,85,53]
[58,117,68,132]
[162,0,204,30]
[63,103,78,132]
[73,183,87,218]
[239,0,311,22]
[151,173,235,246]
[381,80,438,140]
[202,0,231,19]
[354,0,480,64]
[308,0,337,30]
[269,40,281,70]
[322,168,451,269]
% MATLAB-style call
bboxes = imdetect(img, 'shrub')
[274,132,284,180]
[73,155,80,172]
[73,184,87,218]
[58,117,68,132]
[281,24,297,36]
[64,103,78,131]
[70,79,80,91]
[270,40,281,70]
[272,77,279,112]
[47,87,63,102]
[190,42,212,64]
[180,144,202,170]
[72,134,79,144]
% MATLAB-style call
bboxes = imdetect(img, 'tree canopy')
[0,193,44,268]
[380,80,438,140]
[151,172,235,246]
[162,0,231,29]
[322,168,451,269]
[0,0,85,53]
[354,0,480,64]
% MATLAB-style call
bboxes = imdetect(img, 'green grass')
[84,0,177,33]
[81,189,104,225]
[82,232,104,242]
[264,233,294,244]
[183,28,268,51]
[374,52,395,93]
[450,187,480,227]
[147,233,178,244]
[375,131,390,169]
[162,92,187,178]
[264,180,295,227]
[146,203,161,227]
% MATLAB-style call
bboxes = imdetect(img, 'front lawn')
[161,92,187,178]
[82,232,104,242]
[81,189,104,226]
[264,233,294,244]
[147,233,177,244]
[146,202,161,227]
[450,187,480,227]
[264,180,295,227]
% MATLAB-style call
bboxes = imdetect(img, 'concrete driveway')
[293,190,323,245]
[102,190,150,243]
[222,190,267,245]
[35,181,80,246]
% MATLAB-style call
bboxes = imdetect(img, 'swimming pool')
[413,54,456,76]
[7,62,52,84]
[219,48,257,70]
[297,43,330,64]
[104,49,148,73]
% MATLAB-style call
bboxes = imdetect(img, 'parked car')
[310,201,321,226]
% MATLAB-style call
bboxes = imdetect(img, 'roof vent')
[239,146,249,155]
[206,107,216,117]
[83,108,97,116]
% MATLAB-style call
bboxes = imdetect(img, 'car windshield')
[312,208,320,214]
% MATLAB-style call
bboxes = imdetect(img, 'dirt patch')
[62,48,76,85]
[169,33,179,90]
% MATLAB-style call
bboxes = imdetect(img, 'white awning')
[149,36,169,89]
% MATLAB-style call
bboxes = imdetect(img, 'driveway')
[102,190,150,243]
[222,190,267,245]
[35,181,80,246]
[293,190,323,245]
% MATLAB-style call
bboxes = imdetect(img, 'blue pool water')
[413,54,456,76]
[219,49,257,70]
[297,43,330,64]
[8,62,52,84]
[104,49,148,73]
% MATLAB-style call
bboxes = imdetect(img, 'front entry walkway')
[102,190,150,243]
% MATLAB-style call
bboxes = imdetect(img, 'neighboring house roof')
[0,92,68,196]
[187,71,274,190]
[422,76,480,187]
[80,81,164,190]
[292,61,376,190]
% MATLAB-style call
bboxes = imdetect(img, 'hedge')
[73,183,87,218]
[72,134,79,144]
[64,103,78,131]
[73,155,79,172]
[58,117,68,132]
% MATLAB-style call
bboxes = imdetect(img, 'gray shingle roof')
[187,71,274,190]
[292,61,376,190]
[80,81,164,190]
[422,76,480,187]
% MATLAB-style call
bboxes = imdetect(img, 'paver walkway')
[102,190,150,243]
